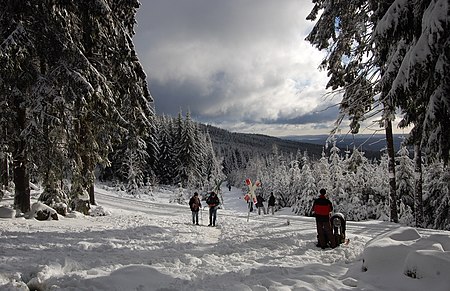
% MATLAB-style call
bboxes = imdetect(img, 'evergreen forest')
[0,0,449,230]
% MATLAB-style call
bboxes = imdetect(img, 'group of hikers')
[311,188,346,249]
[188,187,346,249]
[188,191,220,226]
[254,192,276,215]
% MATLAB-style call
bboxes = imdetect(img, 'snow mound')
[82,265,182,290]
[30,201,59,221]
[404,249,450,279]
[65,211,85,218]
[362,227,450,289]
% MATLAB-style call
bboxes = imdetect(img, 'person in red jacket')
[312,189,336,249]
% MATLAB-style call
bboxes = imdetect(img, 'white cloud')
[134,0,337,135]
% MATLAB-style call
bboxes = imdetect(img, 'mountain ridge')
[202,124,391,160]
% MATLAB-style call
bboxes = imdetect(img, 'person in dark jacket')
[331,212,346,246]
[267,192,276,215]
[189,192,202,225]
[312,188,336,249]
[206,191,220,226]
[256,194,266,215]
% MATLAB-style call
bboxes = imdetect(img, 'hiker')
[331,212,346,246]
[244,193,254,212]
[189,192,201,225]
[206,191,220,226]
[267,192,276,215]
[312,188,336,249]
[256,194,266,215]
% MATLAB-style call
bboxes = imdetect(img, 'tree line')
[231,139,449,230]
[100,113,224,193]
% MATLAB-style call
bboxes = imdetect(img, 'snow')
[1,185,450,291]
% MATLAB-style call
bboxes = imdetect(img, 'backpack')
[190,197,200,211]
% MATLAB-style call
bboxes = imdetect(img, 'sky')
[1,184,450,290]
[133,0,342,137]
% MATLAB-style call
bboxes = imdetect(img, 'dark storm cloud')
[262,105,340,125]
[134,0,335,135]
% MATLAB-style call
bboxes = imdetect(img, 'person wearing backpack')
[312,188,336,249]
[206,191,220,226]
[189,192,202,225]
[256,194,266,215]
[267,192,276,215]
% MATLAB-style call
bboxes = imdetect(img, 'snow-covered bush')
[89,205,111,216]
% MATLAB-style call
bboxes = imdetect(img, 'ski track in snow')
[94,189,370,280]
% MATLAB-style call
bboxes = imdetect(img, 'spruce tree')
[155,116,177,185]
[1,1,42,213]
[1,0,154,212]
[306,1,400,222]
[376,0,450,165]
[395,144,415,213]
[175,111,203,187]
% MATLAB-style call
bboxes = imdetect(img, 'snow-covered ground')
[1,185,450,291]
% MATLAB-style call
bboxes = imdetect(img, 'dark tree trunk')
[385,119,399,223]
[89,183,96,205]
[414,143,424,227]
[1,151,9,189]
[13,107,30,213]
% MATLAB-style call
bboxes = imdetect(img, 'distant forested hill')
[202,124,323,159]
[202,124,388,162]
[282,134,405,157]
[201,125,321,161]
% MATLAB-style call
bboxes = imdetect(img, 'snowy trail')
[3,186,448,290]
[95,188,373,270]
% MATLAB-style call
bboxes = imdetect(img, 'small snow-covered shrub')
[69,198,90,215]
[89,205,110,216]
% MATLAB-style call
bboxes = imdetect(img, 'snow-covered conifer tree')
[395,144,415,214]
[306,0,400,222]
[288,160,303,213]
[270,161,290,207]
[1,0,155,212]
[203,131,225,190]
[155,116,177,185]
[175,111,203,187]
[314,149,331,191]
[294,159,317,216]
[375,0,450,165]
[423,160,450,230]
[432,168,450,230]
[328,139,345,202]
[372,152,391,220]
